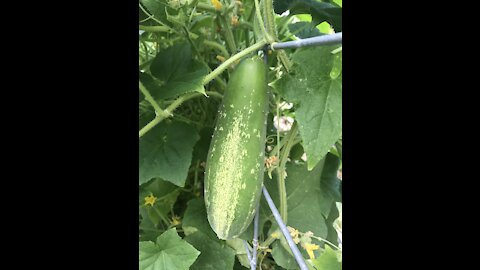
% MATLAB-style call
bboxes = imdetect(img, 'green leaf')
[190,14,214,33]
[146,43,208,99]
[273,46,342,170]
[317,21,334,34]
[140,0,170,25]
[233,258,248,270]
[271,241,298,269]
[319,153,341,216]
[288,22,322,39]
[165,7,188,27]
[325,202,339,246]
[311,246,341,270]
[139,207,162,242]
[139,228,200,270]
[262,158,338,241]
[139,121,200,186]
[185,231,236,270]
[225,238,251,269]
[274,0,342,31]
[182,198,217,240]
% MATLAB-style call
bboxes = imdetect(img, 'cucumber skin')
[204,56,267,240]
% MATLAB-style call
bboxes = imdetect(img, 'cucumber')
[205,56,267,240]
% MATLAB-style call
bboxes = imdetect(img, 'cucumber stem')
[277,121,298,223]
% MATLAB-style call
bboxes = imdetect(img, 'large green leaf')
[279,161,329,238]
[139,207,162,242]
[273,46,342,170]
[325,202,339,245]
[271,241,298,269]
[185,231,236,270]
[274,0,342,31]
[139,228,200,270]
[182,198,217,240]
[139,121,200,186]
[239,155,340,245]
[311,246,341,270]
[140,0,170,25]
[319,153,341,216]
[144,42,208,99]
[261,155,340,263]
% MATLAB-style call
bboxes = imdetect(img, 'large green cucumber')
[205,56,267,240]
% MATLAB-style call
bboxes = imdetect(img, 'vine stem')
[277,121,298,223]
[219,14,238,54]
[261,0,291,72]
[259,229,280,248]
[139,25,171,33]
[269,138,301,158]
[263,0,276,38]
[310,235,341,250]
[196,2,217,12]
[183,27,227,89]
[139,91,222,137]
[202,39,267,85]
[138,3,173,31]
[253,0,273,43]
[139,81,169,118]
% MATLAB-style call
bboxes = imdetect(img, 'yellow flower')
[303,243,320,259]
[287,226,300,244]
[171,215,181,226]
[211,0,223,10]
[271,231,281,239]
[231,15,239,27]
[144,194,157,206]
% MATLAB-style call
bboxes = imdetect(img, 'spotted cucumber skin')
[204,56,267,240]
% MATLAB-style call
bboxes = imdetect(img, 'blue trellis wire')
[270,32,342,50]
[244,186,310,270]
[262,186,309,270]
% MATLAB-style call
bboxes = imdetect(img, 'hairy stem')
[139,25,171,33]
[139,81,169,118]
[253,0,273,42]
[196,2,218,12]
[183,27,227,89]
[139,91,223,137]
[277,121,298,223]
[260,229,280,248]
[263,0,276,39]
[261,0,292,72]
[202,39,266,85]
[219,14,238,54]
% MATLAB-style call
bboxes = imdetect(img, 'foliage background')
[138,0,342,269]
